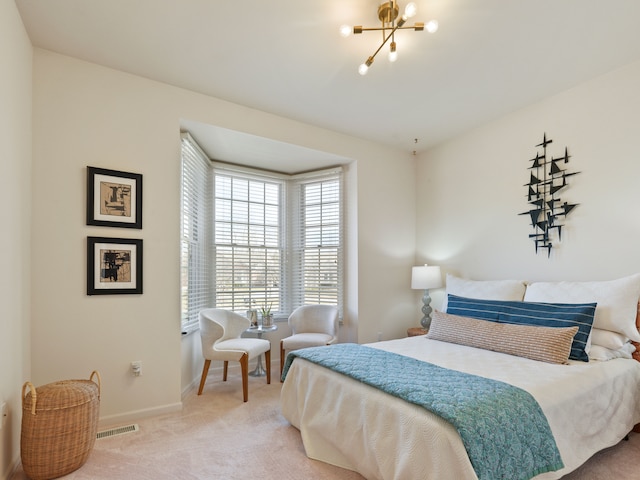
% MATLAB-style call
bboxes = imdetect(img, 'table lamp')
[411,264,442,329]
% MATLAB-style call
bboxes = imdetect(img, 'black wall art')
[87,237,143,295]
[87,166,143,229]
[519,133,580,257]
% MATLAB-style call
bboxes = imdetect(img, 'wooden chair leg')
[280,341,285,381]
[240,353,249,402]
[198,359,211,395]
[265,349,271,384]
[223,361,229,381]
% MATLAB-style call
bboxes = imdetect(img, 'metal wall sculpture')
[519,133,580,257]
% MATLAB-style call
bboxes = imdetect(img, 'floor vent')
[97,423,139,439]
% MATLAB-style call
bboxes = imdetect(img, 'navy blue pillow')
[446,294,597,362]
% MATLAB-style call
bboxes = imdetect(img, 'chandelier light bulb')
[426,20,439,33]
[359,57,374,75]
[339,24,352,37]
[389,42,398,62]
[404,2,418,18]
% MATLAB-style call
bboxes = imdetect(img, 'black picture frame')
[87,237,143,295]
[86,166,142,229]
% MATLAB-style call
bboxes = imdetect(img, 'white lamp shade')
[411,265,442,290]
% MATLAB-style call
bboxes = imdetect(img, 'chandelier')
[340,1,438,75]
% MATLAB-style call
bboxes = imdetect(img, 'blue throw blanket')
[282,343,563,480]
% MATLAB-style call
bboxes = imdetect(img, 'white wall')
[31,49,417,423]
[416,59,640,310]
[0,1,32,477]
[357,153,418,341]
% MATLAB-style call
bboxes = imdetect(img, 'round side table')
[244,324,278,376]
[407,327,429,337]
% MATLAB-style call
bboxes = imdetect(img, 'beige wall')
[30,49,417,426]
[0,1,32,477]
[416,59,640,310]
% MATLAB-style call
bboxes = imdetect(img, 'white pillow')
[442,274,526,312]
[588,343,635,361]
[523,274,640,342]
[590,328,628,350]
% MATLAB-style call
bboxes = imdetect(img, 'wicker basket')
[21,371,101,480]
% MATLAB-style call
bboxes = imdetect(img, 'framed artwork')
[87,237,143,295]
[86,166,142,229]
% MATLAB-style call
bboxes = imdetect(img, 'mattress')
[280,336,640,480]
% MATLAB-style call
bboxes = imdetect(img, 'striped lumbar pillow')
[445,295,596,362]
[428,311,578,364]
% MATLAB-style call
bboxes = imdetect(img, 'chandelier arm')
[357,26,391,32]
[368,23,401,62]
[396,25,423,30]
[357,24,423,32]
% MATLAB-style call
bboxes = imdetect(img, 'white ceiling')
[15,0,640,169]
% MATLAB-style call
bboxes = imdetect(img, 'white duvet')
[280,336,640,480]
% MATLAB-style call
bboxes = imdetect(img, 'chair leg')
[197,359,211,395]
[240,353,249,402]
[280,341,285,382]
[265,349,271,384]
[223,361,229,381]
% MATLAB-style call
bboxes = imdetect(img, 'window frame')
[211,163,286,315]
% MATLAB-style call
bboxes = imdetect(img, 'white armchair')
[198,308,271,402]
[280,305,339,379]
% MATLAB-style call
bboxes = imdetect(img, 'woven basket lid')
[23,377,100,414]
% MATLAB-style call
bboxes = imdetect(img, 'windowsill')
[181,322,200,336]
[182,314,288,337]
[182,313,341,335]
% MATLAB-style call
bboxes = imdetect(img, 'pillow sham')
[589,343,635,361]
[446,295,596,362]
[523,274,640,342]
[427,311,577,364]
[590,329,628,351]
[441,274,526,312]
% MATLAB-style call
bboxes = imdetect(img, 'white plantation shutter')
[180,133,212,331]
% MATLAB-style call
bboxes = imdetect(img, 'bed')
[280,274,640,480]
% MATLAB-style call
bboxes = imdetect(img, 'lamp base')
[420,288,433,329]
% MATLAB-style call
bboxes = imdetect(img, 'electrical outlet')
[1,402,7,430]
[377,331,382,341]
[131,361,142,376]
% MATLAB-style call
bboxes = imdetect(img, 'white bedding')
[280,336,640,480]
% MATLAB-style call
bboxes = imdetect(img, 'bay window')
[180,132,343,332]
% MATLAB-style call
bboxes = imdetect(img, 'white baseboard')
[97,402,182,430]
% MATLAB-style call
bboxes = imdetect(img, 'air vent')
[96,423,139,439]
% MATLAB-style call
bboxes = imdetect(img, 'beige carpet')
[11,368,640,479]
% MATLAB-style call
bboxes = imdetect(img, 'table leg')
[249,354,267,377]
[248,331,268,377]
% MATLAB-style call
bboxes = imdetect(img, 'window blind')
[180,133,212,331]
[288,172,343,315]
[212,168,284,313]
